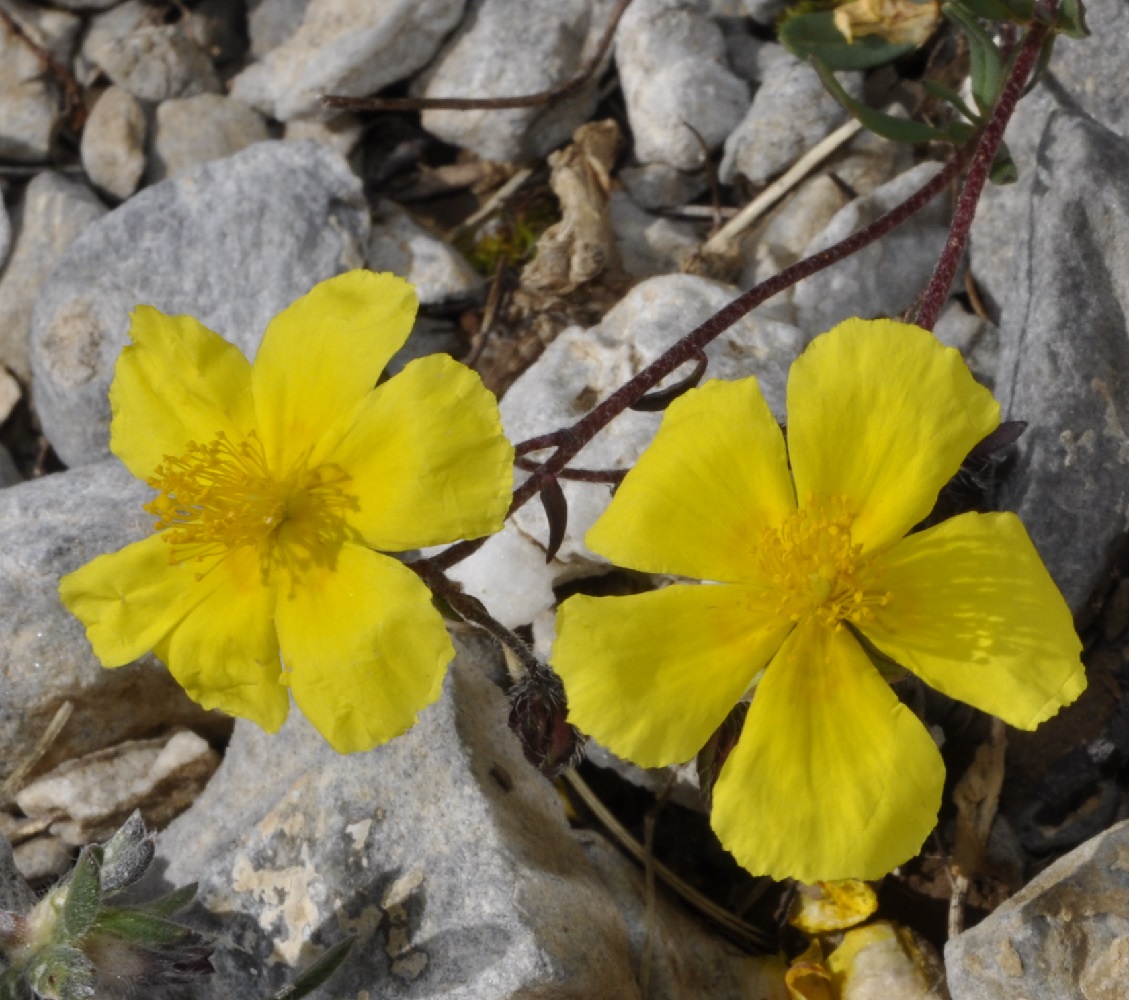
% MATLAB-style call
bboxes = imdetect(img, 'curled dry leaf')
[951,719,1008,878]
[520,119,623,295]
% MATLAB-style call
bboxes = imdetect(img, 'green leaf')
[779,11,916,70]
[24,946,94,1000]
[952,0,1019,19]
[91,909,199,949]
[1023,32,1056,95]
[812,58,955,144]
[942,4,1003,114]
[60,850,100,942]
[1056,0,1089,37]
[98,812,153,895]
[135,883,198,919]
[271,937,355,1000]
[0,967,32,1000]
[921,80,982,124]
[990,141,1018,184]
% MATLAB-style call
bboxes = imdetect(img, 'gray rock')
[417,0,615,163]
[16,730,220,845]
[994,112,1129,613]
[934,302,998,388]
[232,0,466,123]
[0,171,106,380]
[0,835,36,913]
[283,111,364,157]
[76,0,147,87]
[945,819,1129,1000]
[0,1,81,161]
[30,140,369,468]
[12,834,71,883]
[80,85,148,201]
[718,16,763,83]
[0,445,19,489]
[791,162,951,335]
[247,0,311,59]
[0,184,9,266]
[0,367,19,426]
[157,637,785,999]
[445,274,805,627]
[0,460,231,790]
[366,200,483,305]
[619,161,709,211]
[616,0,749,171]
[149,94,271,182]
[720,46,860,187]
[575,831,790,999]
[86,23,223,103]
[610,190,702,278]
[745,174,852,294]
[707,0,787,22]
[970,0,1129,314]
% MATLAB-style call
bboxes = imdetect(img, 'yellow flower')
[60,271,514,754]
[833,0,940,47]
[551,319,1085,882]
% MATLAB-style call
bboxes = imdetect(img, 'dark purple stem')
[514,456,626,484]
[912,9,1055,330]
[420,151,969,573]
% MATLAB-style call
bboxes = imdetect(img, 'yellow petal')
[251,271,418,473]
[110,307,256,481]
[587,377,795,583]
[155,546,288,732]
[711,621,943,882]
[859,512,1086,730]
[276,543,452,753]
[58,534,212,668]
[552,584,792,768]
[326,354,514,551]
[786,319,999,553]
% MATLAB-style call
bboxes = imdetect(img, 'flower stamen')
[145,431,358,579]
[758,496,892,629]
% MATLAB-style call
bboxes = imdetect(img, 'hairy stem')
[412,560,541,675]
[912,6,1057,329]
[420,148,969,572]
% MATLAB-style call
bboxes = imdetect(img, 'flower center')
[757,496,891,629]
[145,431,357,579]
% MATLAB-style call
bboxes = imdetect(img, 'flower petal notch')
[552,318,1085,882]
[60,270,515,753]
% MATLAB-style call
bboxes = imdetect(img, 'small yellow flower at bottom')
[551,318,1085,882]
[59,270,514,754]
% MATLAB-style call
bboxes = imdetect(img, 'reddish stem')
[420,13,1057,575]
[422,150,969,572]
[912,9,1056,330]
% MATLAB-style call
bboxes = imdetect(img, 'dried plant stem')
[912,9,1056,330]
[421,148,969,573]
[322,0,633,113]
[0,6,85,129]
[564,770,775,951]
[702,119,864,257]
[1,701,73,805]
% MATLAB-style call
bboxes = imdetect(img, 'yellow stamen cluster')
[758,496,891,629]
[145,431,357,578]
